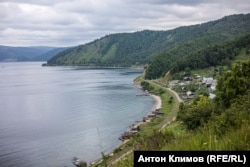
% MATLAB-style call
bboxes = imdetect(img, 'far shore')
[42,63,145,70]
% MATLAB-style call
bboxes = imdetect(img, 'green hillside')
[46,13,250,67]
[145,34,250,79]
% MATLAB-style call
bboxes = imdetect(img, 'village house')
[209,93,216,99]
[202,77,213,88]
[183,76,193,81]
[202,77,217,90]
[187,91,195,99]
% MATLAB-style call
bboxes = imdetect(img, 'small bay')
[0,62,155,167]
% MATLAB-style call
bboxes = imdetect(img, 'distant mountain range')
[46,13,250,68]
[0,46,70,62]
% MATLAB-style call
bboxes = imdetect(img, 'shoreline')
[115,84,162,143]
[133,81,162,113]
[129,81,162,131]
[150,94,162,112]
[90,81,162,166]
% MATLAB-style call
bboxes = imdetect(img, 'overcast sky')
[0,0,249,47]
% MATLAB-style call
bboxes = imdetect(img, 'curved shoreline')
[118,82,162,141]
[150,94,162,111]
[90,82,162,166]
[133,81,161,112]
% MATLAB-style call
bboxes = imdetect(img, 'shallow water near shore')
[0,62,155,167]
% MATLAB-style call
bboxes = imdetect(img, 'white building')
[203,77,216,90]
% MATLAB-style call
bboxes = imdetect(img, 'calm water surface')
[0,62,155,167]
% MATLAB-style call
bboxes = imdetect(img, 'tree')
[215,59,250,108]
[178,97,215,130]
[184,67,191,76]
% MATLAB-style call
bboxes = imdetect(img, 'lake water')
[0,62,155,167]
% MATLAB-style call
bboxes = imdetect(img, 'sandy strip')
[149,94,162,112]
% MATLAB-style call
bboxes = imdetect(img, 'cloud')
[0,0,65,6]
[0,0,249,47]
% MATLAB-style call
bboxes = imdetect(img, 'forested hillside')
[145,34,250,79]
[46,14,250,67]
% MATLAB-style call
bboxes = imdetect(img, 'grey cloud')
[0,0,249,46]
[0,0,67,6]
[127,0,216,6]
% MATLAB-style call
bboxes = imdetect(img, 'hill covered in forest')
[145,33,250,79]
[46,13,250,67]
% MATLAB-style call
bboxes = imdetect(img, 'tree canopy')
[215,59,250,108]
[145,34,250,79]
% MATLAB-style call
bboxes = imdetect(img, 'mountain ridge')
[46,13,250,67]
